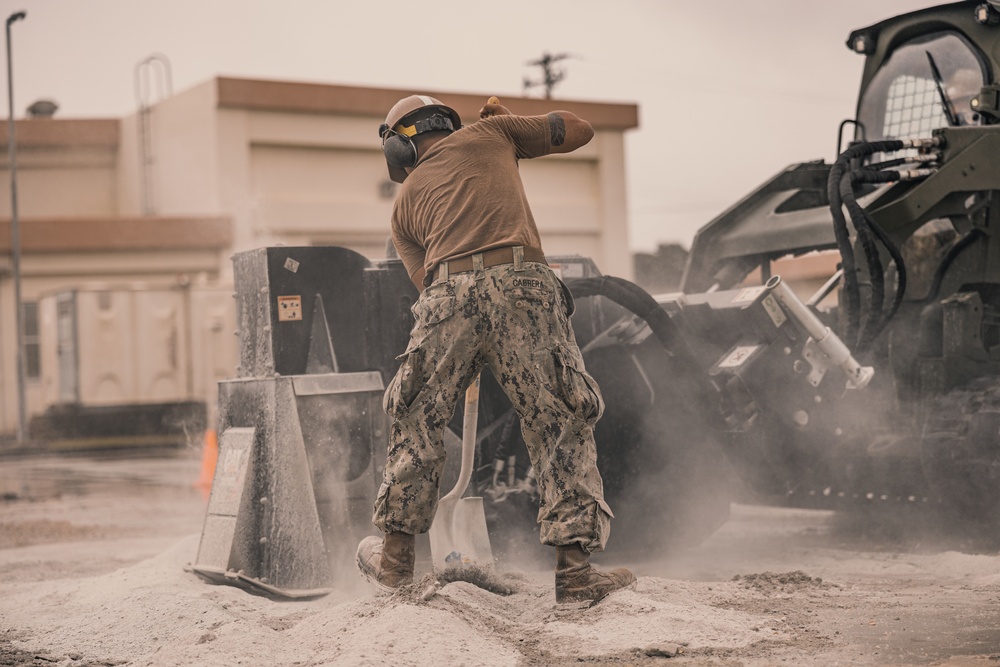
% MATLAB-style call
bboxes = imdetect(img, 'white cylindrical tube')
[766,276,873,390]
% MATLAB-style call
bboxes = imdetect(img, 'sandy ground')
[1,451,999,667]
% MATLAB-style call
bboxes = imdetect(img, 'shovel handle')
[441,374,480,502]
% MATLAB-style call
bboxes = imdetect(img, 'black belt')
[429,246,547,284]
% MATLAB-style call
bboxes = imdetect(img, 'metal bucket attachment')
[192,371,385,598]
[192,378,332,598]
[192,246,426,597]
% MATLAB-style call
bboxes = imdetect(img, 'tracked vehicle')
[643,0,1000,521]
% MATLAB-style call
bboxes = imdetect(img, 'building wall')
[0,77,640,440]
[245,113,395,259]
[148,82,223,217]
[0,120,119,218]
[201,78,638,270]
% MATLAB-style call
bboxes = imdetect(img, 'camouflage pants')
[372,258,613,552]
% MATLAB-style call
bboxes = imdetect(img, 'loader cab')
[849,21,993,301]
[681,2,1000,295]
[855,32,988,142]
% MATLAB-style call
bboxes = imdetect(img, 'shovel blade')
[453,497,493,566]
[428,496,459,569]
[428,496,493,571]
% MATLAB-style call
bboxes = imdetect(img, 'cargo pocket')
[384,288,455,419]
[552,345,605,424]
[410,285,456,333]
[412,294,454,325]
[383,343,429,419]
[596,496,615,520]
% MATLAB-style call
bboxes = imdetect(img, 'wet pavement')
[0,449,200,501]
[0,449,207,577]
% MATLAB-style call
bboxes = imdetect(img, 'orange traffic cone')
[195,430,218,498]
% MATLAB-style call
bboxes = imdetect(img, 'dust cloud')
[4,450,1000,665]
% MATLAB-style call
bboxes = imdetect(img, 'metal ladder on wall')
[134,54,173,216]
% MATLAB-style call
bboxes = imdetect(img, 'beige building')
[0,76,639,440]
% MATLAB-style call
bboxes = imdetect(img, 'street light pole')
[6,10,26,444]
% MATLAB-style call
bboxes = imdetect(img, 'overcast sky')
[0,0,941,252]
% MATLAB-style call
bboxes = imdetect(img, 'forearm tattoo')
[547,113,566,146]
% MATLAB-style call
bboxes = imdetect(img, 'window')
[23,301,39,380]
[882,74,951,140]
[857,32,987,144]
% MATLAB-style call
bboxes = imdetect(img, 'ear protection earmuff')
[380,130,418,169]
[379,113,457,170]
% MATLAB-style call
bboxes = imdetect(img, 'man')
[356,93,636,604]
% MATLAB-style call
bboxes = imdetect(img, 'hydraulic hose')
[840,170,885,349]
[828,139,910,348]
[840,167,911,351]
[564,275,726,426]
[827,137,941,351]
[849,171,909,345]
[827,157,862,346]
[565,275,686,353]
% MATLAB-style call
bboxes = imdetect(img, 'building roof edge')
[215,76,639,130]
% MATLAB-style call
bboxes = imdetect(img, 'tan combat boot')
[555,543,637,604]
[356,532,415,595]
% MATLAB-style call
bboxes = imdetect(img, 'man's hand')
[479,96,511,120]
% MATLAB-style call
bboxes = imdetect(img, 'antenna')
[523,52,575,99]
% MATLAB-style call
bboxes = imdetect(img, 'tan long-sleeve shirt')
[390,114,553,281]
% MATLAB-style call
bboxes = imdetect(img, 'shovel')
[428,374,494,571]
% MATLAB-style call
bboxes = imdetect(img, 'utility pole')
[523,52,572,99]
[6,10,26,444]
